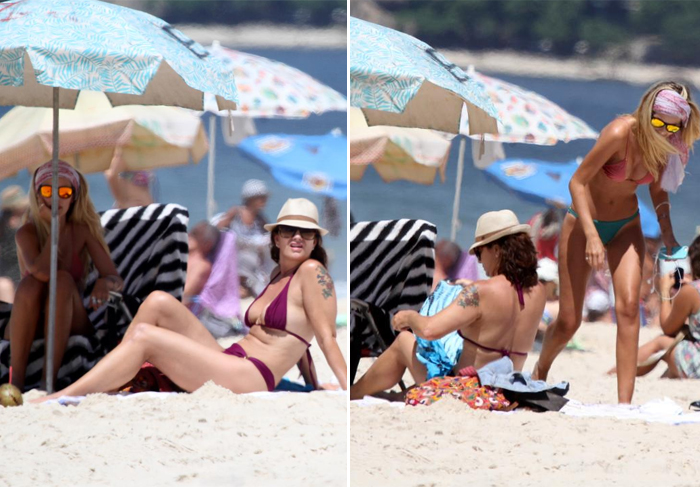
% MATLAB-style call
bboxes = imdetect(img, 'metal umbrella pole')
[46,87,60,394]
[450,137,466,241]
[206,114,217,221]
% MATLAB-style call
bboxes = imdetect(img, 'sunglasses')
[650,117,682,133]
[277,225,317,241]
[474,247,483,261]
[39,185,74,199]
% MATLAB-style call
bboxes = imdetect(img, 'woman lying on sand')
[36,198,347,402]
[350,210,546,400]
[610,234,700,379]
[535,81,700,403]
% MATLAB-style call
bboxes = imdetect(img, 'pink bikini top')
[602,132,654,185]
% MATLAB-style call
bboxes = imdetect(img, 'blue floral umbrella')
[238,132,347,200]
[0,0,239,392]
[349,17,498,135]
[483,158,661,238]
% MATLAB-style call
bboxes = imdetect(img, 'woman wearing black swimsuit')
[37,198,347,402]
[350,210,546,400]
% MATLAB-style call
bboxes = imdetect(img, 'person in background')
[433,240,480,290]
[528,208,562,261]
[216,179,272,298]
[104,146,156,209]
[536,258,560,339]
[0,186,29,303]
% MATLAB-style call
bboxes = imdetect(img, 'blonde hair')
[27,171,109,283]
[631,81,700,181]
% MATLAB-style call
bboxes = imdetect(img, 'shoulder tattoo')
[457,284,479,308]
[315,265,334,299]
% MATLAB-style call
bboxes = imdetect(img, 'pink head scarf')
[653,90,691,193]
[34,160,80,192]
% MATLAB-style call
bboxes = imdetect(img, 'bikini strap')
[285,329,318,389]
[624,128,631,161]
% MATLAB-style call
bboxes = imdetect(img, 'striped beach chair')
[350,219,436,383]
[0,203,189,391]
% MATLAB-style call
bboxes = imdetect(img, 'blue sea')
[0,48,348,293]
[351,75,700,250]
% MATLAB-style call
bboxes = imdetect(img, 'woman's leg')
[350,331,426,400]
[38,322,268,402]
[607,334,675,376]
[607,219,645,403]
[123,291,222,351]
[0,277,16,303]
[6,275,46,390]
[42,271,93,387]
[534,214,591,380]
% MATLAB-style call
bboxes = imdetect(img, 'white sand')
[351,324,700,487]
[0,327,348,487]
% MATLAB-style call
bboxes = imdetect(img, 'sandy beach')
[0,326,348,487]
[350,323,700,487]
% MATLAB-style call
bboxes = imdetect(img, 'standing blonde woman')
[534,81,700,403]
[3,161,123,391]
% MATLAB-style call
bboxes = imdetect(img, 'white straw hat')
[264,198,328,236]
[468,209,531,254]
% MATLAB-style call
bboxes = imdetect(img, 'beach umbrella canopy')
[0,91,209,179]
[349,17,499,135]
[460,70,598,145]
[349,107,453,185]
[483,158,661,238]
[238,132,347,200]
[0,0,239,393]
[203,42,346,118]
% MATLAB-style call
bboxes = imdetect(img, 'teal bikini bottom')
[567,208,640,246]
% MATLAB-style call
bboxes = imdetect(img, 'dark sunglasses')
[39,185,74,199]
[474,247,482,261]
[650,116,682,133]
[277,225,317,241]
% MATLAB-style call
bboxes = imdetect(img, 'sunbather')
[611,234,700,378]
[350,210,546,400]
[3,161,123,391]
[36,198,347,402]
[534,81,700,403]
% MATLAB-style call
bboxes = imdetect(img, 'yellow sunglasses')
[650,117,682,133]
[39,185,74,199]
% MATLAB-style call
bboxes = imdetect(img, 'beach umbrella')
[201,42,347,219]
[237,132,347,200]
[349,17,499,135]
[0,0,238,393]
[449,67,599,240]
[349,107,453,185]
[483,158,661,238]
[0,91,208,179]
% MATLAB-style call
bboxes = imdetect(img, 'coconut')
[0,383,23,407]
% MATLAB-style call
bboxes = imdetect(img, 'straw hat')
[0,186,29,211]
[468,210,531,254]
[264,198,328,236]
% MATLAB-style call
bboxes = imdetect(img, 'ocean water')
[0,48,348,292]
[351,75,700,250]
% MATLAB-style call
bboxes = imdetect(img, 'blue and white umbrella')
[483,158,661,238]
[0,0,239,392]
[349,17,498,135]
[238,132,347,200]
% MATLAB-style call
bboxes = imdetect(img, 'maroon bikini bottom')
[223,343,275,392]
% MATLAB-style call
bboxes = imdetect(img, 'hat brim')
[468,224,531,254]
[264,220,329,236]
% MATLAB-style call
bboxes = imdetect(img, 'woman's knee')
[127,322,156,345]
[554,312,581,336]
[143,291,176,312]
[55,270,79,297]
[615,297,640,323]
[15,275,45,300]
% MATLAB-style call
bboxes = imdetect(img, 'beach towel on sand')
[405,375,512,410]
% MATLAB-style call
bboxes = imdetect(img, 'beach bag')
[405,376,512,411]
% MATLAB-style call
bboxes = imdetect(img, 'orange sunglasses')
[39,185,74,199]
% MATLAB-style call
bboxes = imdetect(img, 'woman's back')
[456,276,546,371]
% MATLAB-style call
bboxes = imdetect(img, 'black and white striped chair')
[350,219,436,383]
[0,203,189,390]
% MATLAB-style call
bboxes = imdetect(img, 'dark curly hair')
[269,229,328,268]
[484,232,539,289]
[689,234,700,280]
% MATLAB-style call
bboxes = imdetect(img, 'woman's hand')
[585,234,606,270]
[88,276,122,309]
[659,271,675,297]
[392,310,418,332]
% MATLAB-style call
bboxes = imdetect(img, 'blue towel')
[414,281,464,379]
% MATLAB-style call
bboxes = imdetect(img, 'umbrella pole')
[46,87,60,394]
[206,115,217,221]
[450,137,466,242]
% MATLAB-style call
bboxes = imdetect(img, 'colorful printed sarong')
[405,376,511,410]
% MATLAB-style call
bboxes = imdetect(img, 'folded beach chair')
[0,203,189,391]
[350,219,436,383]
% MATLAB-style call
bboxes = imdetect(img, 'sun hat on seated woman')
[263,198,329,236]
[468,209,531,254]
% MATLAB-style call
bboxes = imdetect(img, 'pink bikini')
[601,132,654,185]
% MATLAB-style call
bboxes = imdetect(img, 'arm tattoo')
[457,284,480,308]
[316,265,334,299]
